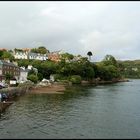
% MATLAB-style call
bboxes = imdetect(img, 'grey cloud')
[0,2,140,61]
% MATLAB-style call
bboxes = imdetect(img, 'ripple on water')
[1,81,140,138]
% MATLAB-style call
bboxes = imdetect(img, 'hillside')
[117,60,140,78]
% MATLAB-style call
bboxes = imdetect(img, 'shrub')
[27,74,38,84]
[53,74,62,81]
[70,75,82,84]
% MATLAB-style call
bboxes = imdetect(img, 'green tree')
[87,51,93,61]
[39,61,58,79]
[38,46,49,54]
[61,53,74,61]
[70,75,82,84]
[27,74,38,83]
[103,54,118,67]
[0,50,4,58]
[37,73,43,81]
[30,48,38,53]
[31,60,42,70]
[28,68,36,76]
[1,51,14,61]
[31,46,49,54]
[96,64,120,81]
[5,73,13,84]
[17,59,30,68]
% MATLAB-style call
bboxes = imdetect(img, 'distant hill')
[117,59,140,78]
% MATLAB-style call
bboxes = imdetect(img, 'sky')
[0,1,140,62]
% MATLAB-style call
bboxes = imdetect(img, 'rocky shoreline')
[29,78,129,94]
[81,78,129,85]
[0,86,30,113]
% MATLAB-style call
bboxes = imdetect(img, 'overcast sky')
[0,1,140,61]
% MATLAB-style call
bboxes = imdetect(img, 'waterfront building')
[0,60,20,82]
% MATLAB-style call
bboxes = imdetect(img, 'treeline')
[17,53,122,84]
[0,48,125,83]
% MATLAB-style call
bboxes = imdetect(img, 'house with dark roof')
[0,60,20,82]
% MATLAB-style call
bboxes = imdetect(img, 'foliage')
[5,73,13,84]
[1,48,125,83]
[87,51,92,56]
[18,80,35,88]
[28,68,36,76]
[37,73,43,81]
[27,74,38,84]
[39,61,59,79]
[95,55,121,80]
[0,50,4,57]
[17,59,30,68]
[117,60,140,78]
[102,54,118,67]
[97,64,120,81]
[0,50,14,61]
[31,46,49,54]
[84,66,95,80]
[61,53,74,61]
[69,75,82,84]
[52,74,63,81]
[5,73,13,80]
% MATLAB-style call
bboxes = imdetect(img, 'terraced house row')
[13,48,62,62]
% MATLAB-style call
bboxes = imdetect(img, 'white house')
[13,48,48,61]
[14,49,29,60]
[132,67,138,71]
[19,67,29,83]
[27,65,38,75]
[27,65,33,70]
[28,52,48,61]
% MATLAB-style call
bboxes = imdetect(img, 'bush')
[53,74,70,81]
[53,74,62,81]
[18,80,34,88]
[70,75,82,84]
[27,74,38,84]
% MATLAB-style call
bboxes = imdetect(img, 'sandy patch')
[29,84,66,94]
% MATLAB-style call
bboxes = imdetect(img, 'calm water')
[0,79,140,139]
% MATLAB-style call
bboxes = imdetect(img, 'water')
[0,79,140,139]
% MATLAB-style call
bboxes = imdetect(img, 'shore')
[29,78,129,94]
[29,83,66,94]
[0,86,30,113]
[0,78,129,113]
